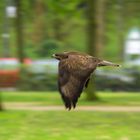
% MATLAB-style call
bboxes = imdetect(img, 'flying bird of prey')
[52,51,120,110]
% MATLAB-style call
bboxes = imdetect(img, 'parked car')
[28,59,58,74]
[0,58,31,87]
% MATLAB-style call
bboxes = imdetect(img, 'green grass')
[1,91,140,106]
[0,110,140,140]
[0,91,140,140]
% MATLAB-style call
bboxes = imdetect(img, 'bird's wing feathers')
[55,51,120,110]
[58,55,93,110]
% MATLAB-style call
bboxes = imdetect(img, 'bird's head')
[92,58,120,67]
[52,52,68,60]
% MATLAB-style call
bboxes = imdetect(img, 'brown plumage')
[52,51,120,110]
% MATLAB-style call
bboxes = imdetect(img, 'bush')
[95,67,140,92]
[17,67,58,91]
[17,65,140,92]
[39,39,64,57]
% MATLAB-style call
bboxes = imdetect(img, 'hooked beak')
[52,54,56,58]
[98,60,120,67]
[52,53,61,60]
[52,54,59,60]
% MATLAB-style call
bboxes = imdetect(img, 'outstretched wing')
[58,56,93,110]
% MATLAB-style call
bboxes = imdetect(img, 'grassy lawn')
[0,110,140,140]
[1,91,140,106]
[0,91,140,140]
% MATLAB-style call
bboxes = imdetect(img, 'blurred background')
[1,0,140,92]
[0,0,140,140]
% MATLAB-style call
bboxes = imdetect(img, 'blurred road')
[3,102,140,112]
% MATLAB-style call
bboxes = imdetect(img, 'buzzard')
[52,51,120,110]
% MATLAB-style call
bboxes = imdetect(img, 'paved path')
[3,102,140,112]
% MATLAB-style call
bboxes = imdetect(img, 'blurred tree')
[96,0,106,58]
[86,0,106,58]
[86,0,98,100]
[15,0,24,63]
[117,0,125,61]
[0,92,3,111]
[32,0,46,53]
[85,0,106,100]
[104,0,140,61]
[39,39,62,57]
[47,0,82,41]
[0,1,6,57]
[104,0,120,60]
[14,0,26,90]
[3,0,10,57]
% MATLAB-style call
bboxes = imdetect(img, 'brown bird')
[52,51,120,110]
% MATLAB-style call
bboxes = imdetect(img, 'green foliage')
[17,69,58,91]
[95,68,138,92]
[46,0,81,18]
[1,0,140,60]
[17,66,57,91]
[39,39,64,57]
[0,92,4,111]
[96,75,131,91]
[24,43,38,58]
[15,65,140,92]
[129,67,140,90]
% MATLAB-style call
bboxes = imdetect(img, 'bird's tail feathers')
[61,94,78,110]
[61,94,72,110]
[72,97,78,108]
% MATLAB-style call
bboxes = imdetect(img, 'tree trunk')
[32,0,46,51]
[53,17,63,41]
[15,0,24,63]
[15,0,25,89]
[117,0,125,61]
[0,92,4,111]
[3,0,10,57]
[86,0,98,100]
[85,0,106,100]
[96,0,106,57]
